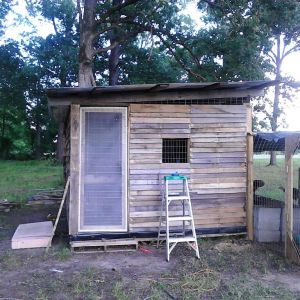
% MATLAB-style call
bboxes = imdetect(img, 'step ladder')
[157,174,200,261]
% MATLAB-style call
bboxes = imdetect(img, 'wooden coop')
[47,81,274,248]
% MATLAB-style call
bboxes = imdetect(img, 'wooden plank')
[131,117,190,124]
[190,182,246,189]
[12,221,53,249]
[191,105,246,114]
[191,137,246,143]
[190,152,246,158]
[190,177,246,184]
[284,135,298,257]
[190,158,246,164]
[130,112,189,118]
[191,113,246,118]
[130,133,190,139]
[69,104,80,235]
[246,104,252,134]
[131,128,190,134]
[191,142,246,148]
[130,104,189,113]
[130,138,162,144]
[191,127,246,133]
[131,123,190,129]
[191,123,246,129]
[246,134,254,241]
[46,177,70,252]
[191,118,246,124]
[190,148,246,153]
[190,132,246,138]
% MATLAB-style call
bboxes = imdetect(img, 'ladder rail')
[157,175,200,261]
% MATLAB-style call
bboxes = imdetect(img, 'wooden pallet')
[70,239,139,253]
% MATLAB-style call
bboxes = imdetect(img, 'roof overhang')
[47,80,277,106]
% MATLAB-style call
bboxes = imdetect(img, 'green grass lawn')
[254,154,300,201]
[0,160,63,202]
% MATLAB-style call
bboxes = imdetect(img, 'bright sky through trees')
[3,0,300,131]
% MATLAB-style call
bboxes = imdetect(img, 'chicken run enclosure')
[252,132,300,263]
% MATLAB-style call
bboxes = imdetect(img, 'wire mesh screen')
[254,140,286,255]
[162,138,189,163]
[80,109,126,231]
[253,136,300,257]
[292,147,300,254]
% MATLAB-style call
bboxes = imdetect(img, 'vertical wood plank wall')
[69,104,80,235]
[129,104,247,232]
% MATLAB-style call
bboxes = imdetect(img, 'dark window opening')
[162,138,189,163]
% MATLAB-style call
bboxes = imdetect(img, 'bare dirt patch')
[1,206,300,299]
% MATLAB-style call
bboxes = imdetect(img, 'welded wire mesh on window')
[138,97,249,105]
[162,138,188,163]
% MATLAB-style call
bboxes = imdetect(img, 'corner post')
[246,104,254,240]
[69,104,80,235]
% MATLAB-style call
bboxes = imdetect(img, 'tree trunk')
[78,0,97,87]
[108,0,122,86]
[56,121,64,163]
[35,122,42,160]
[109,44,121,85]
[269,35,282,166]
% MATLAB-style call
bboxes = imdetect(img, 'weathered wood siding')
[129,104,247,232]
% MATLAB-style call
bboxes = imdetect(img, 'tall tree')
[77,0,203,87]
[198,0,300,164]
[26,0,78,160]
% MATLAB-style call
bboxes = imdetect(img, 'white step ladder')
[157,174,200,261]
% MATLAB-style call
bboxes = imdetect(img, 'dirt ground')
[1,206,300,300]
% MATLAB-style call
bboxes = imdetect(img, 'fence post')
[247,133,254,241]
[284,134,300,258]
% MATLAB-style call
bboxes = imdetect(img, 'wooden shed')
[47,81,273,244]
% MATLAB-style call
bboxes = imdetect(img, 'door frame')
[78,107,128,232]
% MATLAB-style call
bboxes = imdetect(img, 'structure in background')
[252,132,300,262]
[47,81,274,249]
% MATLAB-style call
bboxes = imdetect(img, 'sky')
[4,1,300,131]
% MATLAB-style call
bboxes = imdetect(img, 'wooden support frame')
[246,133,254,240]
[69,104,80,235]
[246,104,253,240]
[285,134,300,258]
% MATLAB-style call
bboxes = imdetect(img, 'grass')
[254,154,300,201]
[0,159,63,202]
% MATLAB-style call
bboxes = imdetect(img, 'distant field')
[254,154,300,201]
[0,160,63,202]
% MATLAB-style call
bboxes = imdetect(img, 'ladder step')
[169,236,196,243]
[168,216,193,222]
[167,196,189,201]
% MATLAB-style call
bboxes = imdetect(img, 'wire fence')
[253,136,300,258]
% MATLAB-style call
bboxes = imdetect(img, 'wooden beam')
[284,135,297,257]
[69,104,80,235]
[246,133,254,240]
[46,177,70,252]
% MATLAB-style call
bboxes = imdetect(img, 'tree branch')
[282,42,300,60]
[51,16,58,35]
[98,0,141,22]
[93,41,120,55]
[77,0,83,32]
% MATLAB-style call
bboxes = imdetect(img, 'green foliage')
[0,160,63,202]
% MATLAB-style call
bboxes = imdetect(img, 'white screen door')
[79,107,127,232]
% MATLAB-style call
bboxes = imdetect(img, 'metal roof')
[47,80,277,98]
[254,131,300,152]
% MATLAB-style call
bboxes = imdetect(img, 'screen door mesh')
[80,111,124,229]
